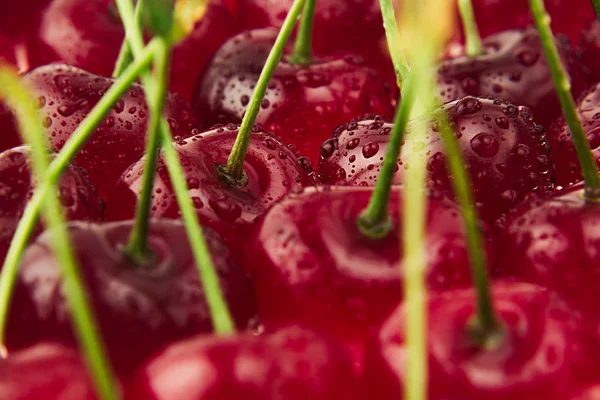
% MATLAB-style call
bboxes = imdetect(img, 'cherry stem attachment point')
[0,66,119,400]
[379,0,410,88]
[288,0,316,65]
[115,0,235,333]
[223,0,306,181]
[530,0,600,200]
[458,0,484,56]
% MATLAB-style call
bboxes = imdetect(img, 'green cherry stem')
[0,42,157,344]
[379,0,410,88]
[112,0,145,78]
[223,0,306,182]
[592,0,600,21]
[0,66,119,400]
[530,0,600,200]
[288,0,316,65]
[124,38,171,264]
[458,0,484,56]
[114,0,235,333]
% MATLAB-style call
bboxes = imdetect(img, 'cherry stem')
[115,0,235,333]
[0,66,119,400]
[0,43,157,347]
[592,0,600,21]
[458,0,483,56]
[113,0,145,78]
[223,0,306,182]
[530,0,600,200]
[124,38,170,264]
[379,0,410,88]
[288,0,315,65]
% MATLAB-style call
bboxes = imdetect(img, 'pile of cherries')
[3,0,600,399]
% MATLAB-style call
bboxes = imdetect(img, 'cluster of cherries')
[2,0,600,398]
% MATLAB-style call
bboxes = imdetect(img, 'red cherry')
[318,98,555,223]
[193,29,394,164]
[580,21,600,83]
[5,219,256,375]
[0,103,20,154]
[245,186,478,366]
[364,281,585,399]
[22,64,199,200]
[438,28,589,128]
[0,343,98,399]
[0,0,49,40]
[570,385,600,400]
[107,126,317,261]
[547,83,600,187]
[0,34,17,67]
[0,146,104,265]
[125,326,365,400]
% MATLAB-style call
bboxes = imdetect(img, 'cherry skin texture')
[318,98,555,223]
[22,64,199,200]
[125,326,365,400]
[0,343,98,400]
[193,29,394,164]
[107,125,317,260]
[438,28,589,129]
[0,102,21,153]
[0,146,104,265]
[246,186,478,365]
[547,82,600,187]
[581,21,600,83]
[5,219,257,375]
[364,281,584,400]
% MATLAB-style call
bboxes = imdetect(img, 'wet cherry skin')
[107,125,317,261]
[364,281,585,400]
[0,103,20,154]
[5,219,257,375]
[22,64,199,200]
[245,186,480,366]
[547,82,600,187]
[580,21,600,83]
[193,29,394,165]
[438,28,589,129]
[125,325,365,400]
[0,146,104,265]
[0,343,99,400]
[318,98,555,223]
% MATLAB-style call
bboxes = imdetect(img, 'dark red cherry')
[438,28,589,128]
[471,0,595,43]
[318,98,555,223]
[22,64,199,199]
[5,219,257,375]
[547,83,600,187]
[107,126,317,261]
[193,29,394,164]
[0,146,104,265]
[0,1,50,40]
[0,343,98,399]
[581,21,600,83]
[246,186,479,367]
[0,34,17,67]
[126,326,365,400]
[0,103,20,154]
[571,385,600,400]
[364,281,585,399]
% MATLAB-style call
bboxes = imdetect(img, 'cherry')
[0,145,104,265]
[571,385,600,400]
[580,21,600,83]
[22,63,199,200]
[318,97,556,223]
[0,1,49,40]
[0,103,20,154]
[5,219,257,375]
[245,186,480,366]
[125,325,365,399]
[0,343,98,399]
[193,29,394,164]
[547,82,600,187]
[364,281,585,399]
[438,28,589,129]
[107,126,317,260]
[0,34,17,68]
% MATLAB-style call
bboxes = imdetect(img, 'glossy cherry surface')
[193,29,394,164]
[0,343,98,400]
[126,326,365,400]
[318,98,555,222]
[364,281,585,399]
[22,64,199,199]
[107,126,317,260]
[0,146,104,265]
[438,28,589,128]
[547,82,600,187]
[5,219,257,375]
[246,186,478,365]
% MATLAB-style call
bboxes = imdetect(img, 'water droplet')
[456,97,482,115]
[516,50,540,66]
[34,96,46,109]
[470,133,499,157]
[362,142,379,158]
[320,138,338,159]
[495,116,509,129]
[346,138,360,150]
